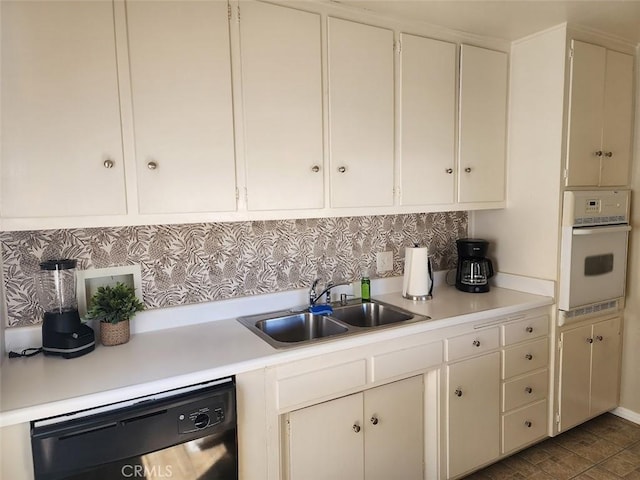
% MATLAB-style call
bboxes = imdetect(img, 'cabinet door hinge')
[395,39,402,54]
[569,47,574,59]
[558,338,563,351]
[236,4,241,22]
[562,168,568,180]
[227,3,231,21]
[555,412,561,425]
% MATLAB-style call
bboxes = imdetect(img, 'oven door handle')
[573,225,631,236]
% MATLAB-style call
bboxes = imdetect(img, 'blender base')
[42,324,95,359]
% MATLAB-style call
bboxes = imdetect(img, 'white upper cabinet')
[400,34,457,206]
[458,44,508,204]
[240,2,324,211]
[127,1,236,214]
[1,1,126,218]
[328,17,394,208]
[565,40,634,187]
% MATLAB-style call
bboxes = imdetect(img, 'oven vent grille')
[559,299,620,326]
[574,215,626,225]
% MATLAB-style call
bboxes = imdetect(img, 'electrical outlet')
[376,251,393,273]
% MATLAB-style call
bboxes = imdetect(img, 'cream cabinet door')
[240,2,324,210]
[565,40,634,187]
[400,33,456,206]
[364,376,424,480]
[458,45,508,204]
[328,17,394,208]
[565,40,606,187]
[447,352,500,478]
[601,50,634,186]
[590,317,621,416]
[288,393,364,480]
[1,1,126,217]
[127,0,236,214]
[558,323,592,432]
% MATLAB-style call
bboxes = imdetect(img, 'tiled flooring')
[465,414,640,479]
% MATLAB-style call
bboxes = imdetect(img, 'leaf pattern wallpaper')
[0,212,467,327]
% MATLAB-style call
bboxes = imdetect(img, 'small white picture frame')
[76,265,143,318]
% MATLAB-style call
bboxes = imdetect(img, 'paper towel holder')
[402,245,434,301]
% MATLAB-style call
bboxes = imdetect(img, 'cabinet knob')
[595,150,603,157]
[526,326,534,333]
[103,159,115,169]
[352,424,361,433]
[445,168,453,174]
[311,165,320,173]
[596,335,604,342]
[525,387,533,394]
[454,388,463,397]
[370,416,379,425]
[338,166,347,173]
[464,167,472,173]
[525,354,533,360]
[472,340,481,347]
[587,337,594,344]
[147,161,158,170]
[524,421,533,428]
[604,151,613,158]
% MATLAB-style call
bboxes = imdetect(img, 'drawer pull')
[587,337,594,344]
[454,388,463,397]
[526,327,534,333]
[525,387,533,394]
[525,354,533,360]
[525,421,533,428]
[472,340,481,347]
[370,416,379,425]
[352,424,361,433]
[596,335,604,342]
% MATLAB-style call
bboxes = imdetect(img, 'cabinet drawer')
[278,359,366,410]
[446,327,500,362]
[502,315,549,346]
[502,370,549,412]
[502,338,548,379]
[502,400,548,454]
[372,341,442,382]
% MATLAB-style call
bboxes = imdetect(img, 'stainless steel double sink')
[238,300,430,349]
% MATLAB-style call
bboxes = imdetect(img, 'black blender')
[35,259,95,358]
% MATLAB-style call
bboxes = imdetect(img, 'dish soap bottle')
[361,272,371,302]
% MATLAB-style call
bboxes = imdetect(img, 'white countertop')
[0,283,553,427]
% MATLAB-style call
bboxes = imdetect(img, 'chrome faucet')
[309,279,351,306]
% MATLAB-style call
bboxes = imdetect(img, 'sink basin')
[240,312,348,348]
[330,302,414,327]
[238,300,430,349]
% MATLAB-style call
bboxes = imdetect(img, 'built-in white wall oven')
[558,190,631,325]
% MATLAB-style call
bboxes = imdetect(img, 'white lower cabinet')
[558,315,621,432]
[446,352,501,479]
[500,314,550,455]
[286,376,424,480]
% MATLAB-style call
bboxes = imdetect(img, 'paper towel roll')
[403,246,432,299]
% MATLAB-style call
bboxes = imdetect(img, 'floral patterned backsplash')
[0,212,467,328]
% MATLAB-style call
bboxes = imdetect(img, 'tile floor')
[465,413,640,479]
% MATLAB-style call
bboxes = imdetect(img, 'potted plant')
[87,282,145,346]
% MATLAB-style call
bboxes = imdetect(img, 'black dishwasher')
[31,378,237,480]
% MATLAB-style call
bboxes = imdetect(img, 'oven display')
[585,199,601,213]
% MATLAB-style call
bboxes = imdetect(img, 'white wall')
[619,46,640,416]
[472,25,567,282]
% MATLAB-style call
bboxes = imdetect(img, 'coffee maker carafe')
[35,259,95,358]
[455,239,494,293]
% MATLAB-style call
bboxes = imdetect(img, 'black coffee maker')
[455,238,494,293]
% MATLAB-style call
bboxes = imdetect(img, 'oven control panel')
[563,190,630,226]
